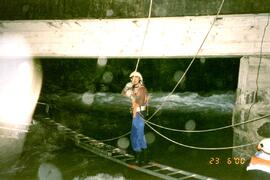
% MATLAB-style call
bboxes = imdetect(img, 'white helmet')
[129,71,143,82]
[257,138,270,154]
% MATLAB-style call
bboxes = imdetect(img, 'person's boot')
[139,149,149,165]
[142,149,149,164]
[134,151,147,166]
[132,151,147,166]
[138,151,144,166]
[131,151,141,165]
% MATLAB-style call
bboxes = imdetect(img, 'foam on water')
[93,91,235,113]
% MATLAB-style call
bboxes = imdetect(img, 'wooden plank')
[0,14,270,58]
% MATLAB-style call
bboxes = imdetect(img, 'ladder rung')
[167,170,184,176]
[56,123,64,127]
[67,131,76,134]
[141,164,156,169]
[41,118,216,180]
[80,137,90,140]
[76,135,85,139]
[178,174,196,180]
[154,167,171,172]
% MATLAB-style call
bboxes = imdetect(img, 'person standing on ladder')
[122,71,149,165]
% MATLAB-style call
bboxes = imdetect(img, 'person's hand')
[122,82,133,97]
[125,90,132,97]
[125,82,133,89]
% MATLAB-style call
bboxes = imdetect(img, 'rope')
[98,98,268,141]
[100,131,131,142]
[141,0,260,150]
[145,18,270,149]
[146,122,258,150]
[105,0,226,142]
[245,14,270,121]
[101,0,154,142]
[145,113,270,133]
[146,0,225,122]
[135,0,153,72]
[105,99,270,142]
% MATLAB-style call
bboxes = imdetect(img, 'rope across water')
[146,0,225,122]
[101,1,269,151]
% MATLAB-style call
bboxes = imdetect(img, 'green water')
[0,92,258,180]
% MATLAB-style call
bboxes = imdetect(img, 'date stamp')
[209,157,246,165]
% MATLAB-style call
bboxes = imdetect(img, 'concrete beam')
[0,14,270,58]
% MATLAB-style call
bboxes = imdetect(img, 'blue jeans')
[131,112,147,152]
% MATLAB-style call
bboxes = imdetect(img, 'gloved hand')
[125,82,133,89]
[123,82,133,98]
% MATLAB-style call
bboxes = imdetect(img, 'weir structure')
[1,13,270,157]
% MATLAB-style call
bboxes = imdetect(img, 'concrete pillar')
[232,56,270,157]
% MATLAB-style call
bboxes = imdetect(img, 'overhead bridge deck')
[1,14,270,58]
[38,117,215,180]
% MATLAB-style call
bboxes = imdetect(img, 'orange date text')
[209,157,246,165]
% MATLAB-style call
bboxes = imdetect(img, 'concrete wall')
[0,0,270,20]
[232,56,270,157]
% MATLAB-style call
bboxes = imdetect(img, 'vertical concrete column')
[232,56,270,157]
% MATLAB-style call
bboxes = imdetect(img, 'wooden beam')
[0,14,270,58]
